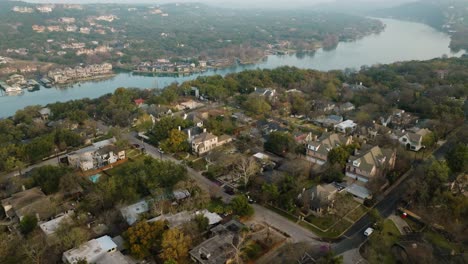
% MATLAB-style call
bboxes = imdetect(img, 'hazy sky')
[21,0,416,8]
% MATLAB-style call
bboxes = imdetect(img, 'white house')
[334,120,357,133]
[62,236,134,264]
[399,128,431,151]
[40,210,74,236]
[120,200,149,226]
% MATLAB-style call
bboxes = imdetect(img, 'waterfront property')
[48,63,113,84]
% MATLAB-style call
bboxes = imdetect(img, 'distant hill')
[372,1,445,29]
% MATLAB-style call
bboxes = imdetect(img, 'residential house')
[313,100,336,113]
[334,120,357,133]
[306,133,353,165]
[191,130,232,155]
[32,25,46,33]
[62,235,134,264]
[339,102,355,112]
[313,115,343,127]
[184,112,204,127]
[40,210,74,236]
[148,210,222,228]
[66,138,125,171]
[307,184,338,215]
[343,82,368,91]
[120,200,149,225]
[134,98,145,107]
[293,131,313,144]
[253,87,276,99]
[37,6,54,13]
[190,220,245,264]
[1,187,54,221]
[345,146,396,183]
[39,107,51,121]
[399,128,431,151]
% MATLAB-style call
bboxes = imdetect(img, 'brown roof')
[309,133,350,156]
[348,146,395,175]
[1,187,54,219]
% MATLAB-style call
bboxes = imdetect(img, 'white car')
[364,227,374,236]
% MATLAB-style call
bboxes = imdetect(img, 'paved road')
[332,167,410,255]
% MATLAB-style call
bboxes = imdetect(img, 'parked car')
[364,227,374,236]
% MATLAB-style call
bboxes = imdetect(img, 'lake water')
[0,18,464,118]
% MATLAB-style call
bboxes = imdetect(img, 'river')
[0,18,464,118]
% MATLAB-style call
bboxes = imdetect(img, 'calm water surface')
[0,19,464,118]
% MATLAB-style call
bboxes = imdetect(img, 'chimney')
[188,129,191,139]
[203,128,207,133]
[22,185,26,191]
[360,82,363,86]
[178,126,181,131]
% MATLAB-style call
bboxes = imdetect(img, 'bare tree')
[234,156,260,188]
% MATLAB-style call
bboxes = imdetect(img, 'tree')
[230,195,254,217]
[160,129,189,153]
[125,220,167,259]
[261,183,280,204]
[5,156,25,175]
[445,143,468,173]
[19,214,38,235]
[323,82,338,100]
[159,228,192,263]
[327,147,350,167]
[243,95,271,115]
[234,156,260,188]
[55,223,89,250]
[321,164,344,183]
[29,165,72,194]
[193,214,209,232]
[264,132,295,156]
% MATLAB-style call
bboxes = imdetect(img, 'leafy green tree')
[243,95,271,115]
[264,132,295,156]
[160,129,189,153]
[445,143,468,173]
[29,165,72,194]
[261,183,280,204]
[19,215,37,235]
[193,214,209,232]
[323,82,338,100]
[230,195,254,217]
[327,146,350,167]
[150,117,191,143]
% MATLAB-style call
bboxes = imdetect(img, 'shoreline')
[53,73,116,87]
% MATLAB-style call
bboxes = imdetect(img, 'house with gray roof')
[345,146,396,184]
[399,128,431,151]
[306,133,353,165]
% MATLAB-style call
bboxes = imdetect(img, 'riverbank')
[53,74,116,88]
[0,19,462,118]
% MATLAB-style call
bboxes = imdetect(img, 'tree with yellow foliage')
[125,220,166,259]
[159,228,192,263]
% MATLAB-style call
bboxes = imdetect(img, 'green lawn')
[424,231,461,253]
[347,205,368,222]
[304,215,336,230]
[362,220,401,264]
[191,158,208,171]
[299,219,352,238]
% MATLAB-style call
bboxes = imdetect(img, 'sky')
[19,0,417,8]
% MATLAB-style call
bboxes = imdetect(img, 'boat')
[26,79,40,91]
[40,77,53,88]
